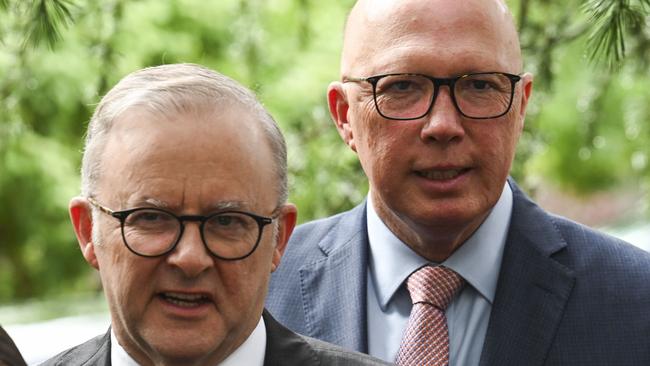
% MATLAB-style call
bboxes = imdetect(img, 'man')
[0,325,26,366]
[267,0,650,365]
[43,64,388,366]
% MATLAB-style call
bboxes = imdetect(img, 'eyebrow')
[143,197,169,208]
[209,201,251,211]
[128,198,251,212]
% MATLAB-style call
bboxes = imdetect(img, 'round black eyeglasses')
[87,197,277,260]
[343,72,522,120]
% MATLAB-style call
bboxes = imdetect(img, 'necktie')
[395,265,465,366]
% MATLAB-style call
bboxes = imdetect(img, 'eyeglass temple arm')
[86,196,115,216]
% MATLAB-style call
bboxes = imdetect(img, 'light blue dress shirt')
[366,183,513,365]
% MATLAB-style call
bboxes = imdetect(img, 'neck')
[373,201,488,262]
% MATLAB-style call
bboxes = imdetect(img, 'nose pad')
[419,87,465,143]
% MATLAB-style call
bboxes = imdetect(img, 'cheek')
[474,122,520,178]
[95,234,152,304]
[349,95,380,141]
[367,124,414,164]
[216,249,273,300]
[354,122,419,191]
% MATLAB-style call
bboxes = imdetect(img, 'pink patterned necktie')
[395,266,465,366]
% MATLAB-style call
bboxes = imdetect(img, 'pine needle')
[583,0,650,69]
[22,0,76,49]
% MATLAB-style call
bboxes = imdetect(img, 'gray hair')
[81,63,288,205]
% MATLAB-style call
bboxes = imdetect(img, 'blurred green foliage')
[0,0,649,303]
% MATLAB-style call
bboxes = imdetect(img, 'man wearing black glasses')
[43,64,388,366]
[267,0,650,365]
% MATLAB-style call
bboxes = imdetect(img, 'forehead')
[97,105,276,209]
[343,0,520,76]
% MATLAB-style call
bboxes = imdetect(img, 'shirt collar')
[367,182,512,309]
[220,316,266,366]
[110,330,139,366]
[110,316,267,366]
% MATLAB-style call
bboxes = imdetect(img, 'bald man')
[267,0,650,365]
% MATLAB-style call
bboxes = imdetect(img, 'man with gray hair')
[43,63,388,366]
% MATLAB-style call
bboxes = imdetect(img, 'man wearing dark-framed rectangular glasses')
[267,0,650,365]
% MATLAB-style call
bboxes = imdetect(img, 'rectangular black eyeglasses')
[343,72,522,120]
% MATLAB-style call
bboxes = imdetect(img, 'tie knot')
[406,266,464,309]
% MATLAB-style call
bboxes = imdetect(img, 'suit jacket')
[0,325,26,366]
[40,310,388,366]
[266,180,650,365]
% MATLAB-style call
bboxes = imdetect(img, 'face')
[329,0,533,259]
[69,105,296,365]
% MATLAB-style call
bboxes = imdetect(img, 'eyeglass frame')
[343,72,522,120]
[86,196,278,260]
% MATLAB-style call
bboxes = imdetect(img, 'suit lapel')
[298,203,369,353]
[479,181,575,366]
[91,329,112,366]
[263,310,319,366]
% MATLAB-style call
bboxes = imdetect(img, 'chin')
[410,201,486,228]
[150,338,222,364]
[139,323,225,360]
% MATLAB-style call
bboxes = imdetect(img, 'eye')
[138,212,164,221]
[376,75,427,95]
[215,215,236,226]
[208,213,252,230]
[125,209,174,229]
[469,79,491,90]
[205,213,256,239]
[389,80,415,92]
[458,74,510,94]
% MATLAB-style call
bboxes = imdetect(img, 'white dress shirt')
[367,182,513,365]
[110,316,266,366]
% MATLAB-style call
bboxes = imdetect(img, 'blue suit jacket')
[266,180,650,365]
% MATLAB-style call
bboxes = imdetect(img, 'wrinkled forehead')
[99,105,276,203]
[342,0,521,75]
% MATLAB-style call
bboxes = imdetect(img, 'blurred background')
[1,0,649,363]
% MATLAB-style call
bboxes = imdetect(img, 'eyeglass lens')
[373,73,514,119]
[122,209,261,258]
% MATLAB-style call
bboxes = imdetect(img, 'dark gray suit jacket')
[266,180,650,365]
[40,310,388,365]
[0,325,26,366]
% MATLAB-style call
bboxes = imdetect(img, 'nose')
[419,86,465,144]
[166,222,212,277]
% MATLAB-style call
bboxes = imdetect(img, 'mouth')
[158,292,212,308]
[415,168,469,180]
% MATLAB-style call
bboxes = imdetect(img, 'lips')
[159,292,211,308]
[415,168,469,180]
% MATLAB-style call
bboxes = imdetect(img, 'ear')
[69,196,100,270]
[517,72,534,131]
[327,81,356,152]
[270,203,298,272]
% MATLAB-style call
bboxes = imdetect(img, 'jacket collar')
[479,179,575,366]
[300,202,369,352]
